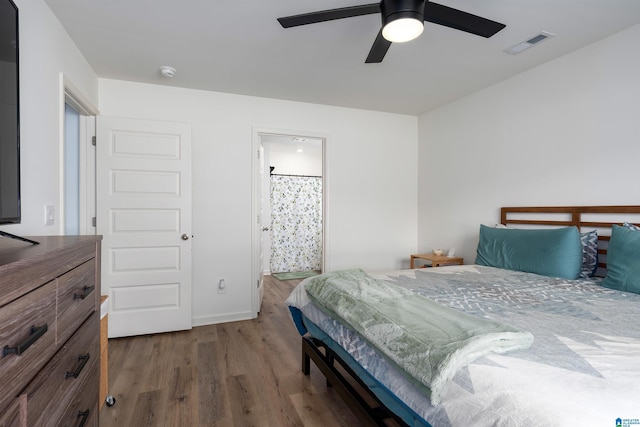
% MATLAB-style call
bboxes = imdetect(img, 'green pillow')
[476,225,582,279]
[601,225,640,294]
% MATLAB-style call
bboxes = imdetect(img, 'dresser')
[0,235,102,427]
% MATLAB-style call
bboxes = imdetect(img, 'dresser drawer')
[57,260,97,346]
[0,280,57,414]
[24,313,99,426]
[0,238,97,308]
[56,359,99,427]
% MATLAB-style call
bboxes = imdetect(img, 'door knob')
[262,227,269,231]
[181,234,190,240]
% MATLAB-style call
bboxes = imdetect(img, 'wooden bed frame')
[302,205,640,427]
[302,337,405,427]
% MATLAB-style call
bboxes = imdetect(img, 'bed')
[286,206,640,426]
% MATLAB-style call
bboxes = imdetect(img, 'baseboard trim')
[192,311,254,327]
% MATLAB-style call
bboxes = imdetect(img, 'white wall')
[98,79,418,324]
[417,24,640,264]
[0,0,98,237]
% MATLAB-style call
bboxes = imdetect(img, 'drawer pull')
[2,324,48,357]
[73,285,95,300]
[66,353,90,379]
[76,409,90,427]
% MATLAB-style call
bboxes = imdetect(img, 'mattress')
[287,265,640,426]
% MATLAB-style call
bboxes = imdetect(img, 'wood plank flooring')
[99,275,364,427]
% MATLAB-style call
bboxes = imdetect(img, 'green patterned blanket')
[304,269,534,404]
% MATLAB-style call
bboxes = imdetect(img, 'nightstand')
[410,253,464,269]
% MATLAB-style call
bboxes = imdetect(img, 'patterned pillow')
[491,225,598,278]
[623,221,640,231]
[579,230,598,278]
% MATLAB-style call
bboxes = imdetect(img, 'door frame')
[251,127,327,316]
[61,74,98,235]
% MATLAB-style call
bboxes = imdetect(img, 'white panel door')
[97,116,192,337]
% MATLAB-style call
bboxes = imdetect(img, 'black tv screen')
[0,0,19,224]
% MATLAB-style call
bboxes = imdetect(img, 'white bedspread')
[287,265,640,426]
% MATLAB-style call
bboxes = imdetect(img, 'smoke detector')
[159,66,176,78]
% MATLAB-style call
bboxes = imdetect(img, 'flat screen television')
[0,0,20,225]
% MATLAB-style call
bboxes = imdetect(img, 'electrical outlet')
[218,279,226,294]
[44,205,55,226]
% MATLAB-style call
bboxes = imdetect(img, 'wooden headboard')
[500,206,640,276]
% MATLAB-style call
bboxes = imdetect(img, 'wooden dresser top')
[0,235,102,307]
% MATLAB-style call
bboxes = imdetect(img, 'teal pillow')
[476,225,582,279]
[601,225,640,294]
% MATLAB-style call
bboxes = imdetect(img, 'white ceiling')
[45,0,640,116]
[261,135,323,156]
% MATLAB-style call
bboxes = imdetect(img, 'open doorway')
[251,130,325,315]
[63,78,97,236]
[262,134,324,279]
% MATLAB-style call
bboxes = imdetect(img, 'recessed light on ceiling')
[292,137,307,142]
[296,148,304,153]
[504,31,555,55]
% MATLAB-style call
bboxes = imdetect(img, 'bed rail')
[302,336,407,427]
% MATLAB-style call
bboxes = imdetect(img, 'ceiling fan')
[277,0,506,63]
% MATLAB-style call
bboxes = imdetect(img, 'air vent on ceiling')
[504,31,555,55]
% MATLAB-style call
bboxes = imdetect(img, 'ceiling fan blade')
[424,2,505,38]
[278,3,381,28]
[365,30,392,63]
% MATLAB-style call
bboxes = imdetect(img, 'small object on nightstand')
[432,249,444,256]
[410,253,464,269]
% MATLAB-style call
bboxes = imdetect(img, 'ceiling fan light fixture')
[278,0,505,63]
[380,0,425,43]
[382,16,424,43]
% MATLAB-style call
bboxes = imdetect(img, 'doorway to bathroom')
[251,130,325,314]
[263,134,324,276]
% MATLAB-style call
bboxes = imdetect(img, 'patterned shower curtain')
[270,175,322,274]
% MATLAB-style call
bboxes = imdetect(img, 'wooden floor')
[99,275,364,427]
